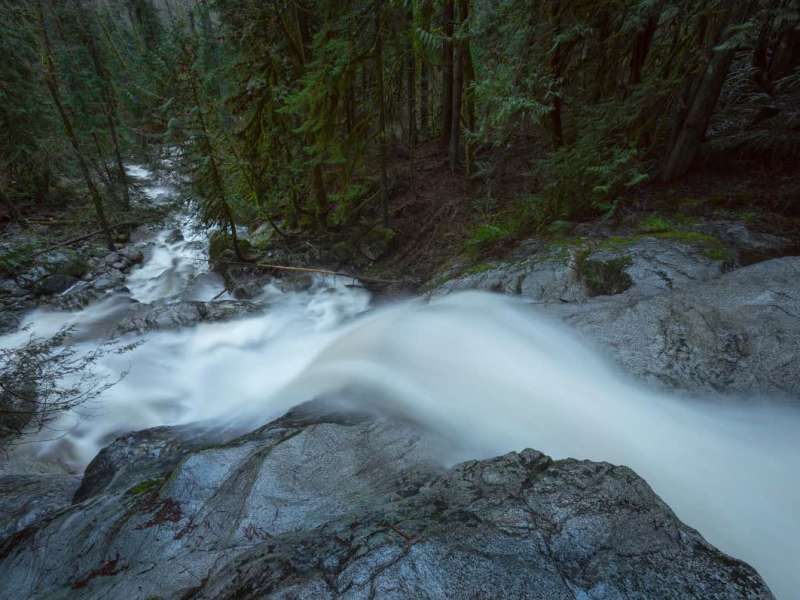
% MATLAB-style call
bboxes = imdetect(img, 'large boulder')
[38,248,89,280]
[0,402,774,599]
[432,235,728,304]
[35,274,79,296]
[550,257,800,393]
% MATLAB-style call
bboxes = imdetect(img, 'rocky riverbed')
[1,166,798,598]
[0,400,776,599]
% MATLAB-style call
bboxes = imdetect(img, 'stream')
[1,165,798,598]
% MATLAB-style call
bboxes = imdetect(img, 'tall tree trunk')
[375,0,389,227]
[591,10,612,102]
[36,0,115,251]
[769,26,800,82]
[407,8,417,149]
[188,69,244,261]
[753,21,773,93]
[78,2,131,209]
[629,0,666,87]
[419,0,433,137]
[312,164,328,226]
[441,0,455,146]
[550,0,564,149]
[463,0,475,175]
[77,0,131,209]
[92,132,115,189]
[346,82,355,135]
[662,2,756,182]
[301,7,328,227]
[449,0,467,170]
[282,3,328,226]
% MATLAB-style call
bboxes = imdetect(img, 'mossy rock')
[648,231,734,262]
[249,223,276,250]
[1,245,88,280]
[596,230,734,263]
[208,231,253,263]
[576,251,633,297]
[40,248,89,278]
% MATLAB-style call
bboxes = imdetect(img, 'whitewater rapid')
[1,166,797,597]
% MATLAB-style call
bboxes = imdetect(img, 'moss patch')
[593,229,733,263]
[637,215,673,233]
[127,479,163,496]
[465,262,495,275]
[649,231,734,262]
[576,251,633,297]
[464,224,512,256]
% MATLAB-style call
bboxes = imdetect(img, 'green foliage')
[3,0,795,260]
[127,479,163,496]
[0,1,60,200]
[465,223,512,253]
[537,137,649,223]
[638,215,673,233]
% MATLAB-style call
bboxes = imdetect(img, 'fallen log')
[30,222,139,258]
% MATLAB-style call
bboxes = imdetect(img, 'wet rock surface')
[550,257,800,394]
[0,239,153,331]
[114,298,262,335]
[0,401,774,599]
[432,222,800,394]
[0,474,80,541]
[433,221,796,304]
[433,237,733,304]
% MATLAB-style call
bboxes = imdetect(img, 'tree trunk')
[441,0,455,146]
[419,0,433,137]
[591,10,612,102]
[407,8,417,150]
[188,68,244,261]
[312,164,328,227]
[629,1,666,87]
[77,0,131,209]
[375,0,389,227]
[92,132,115,190]
[36,0,115,251]
[550,0,564,149]
[661,3,755,182]
[752,21,773,92]
[284,3,328,226]
[346,82,355,135]
[463,0,475,175]
[449,0,467,171]
[769,27,800,82]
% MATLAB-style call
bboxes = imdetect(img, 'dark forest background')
[2,0,799,269]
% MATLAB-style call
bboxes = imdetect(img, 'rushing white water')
[2,165,798,597]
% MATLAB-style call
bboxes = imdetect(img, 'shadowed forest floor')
[359,138,800,287]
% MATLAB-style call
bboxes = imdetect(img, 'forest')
[1,2,800,599]
[2,0,798,281]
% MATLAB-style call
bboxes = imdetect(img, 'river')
[1,164,798,598]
